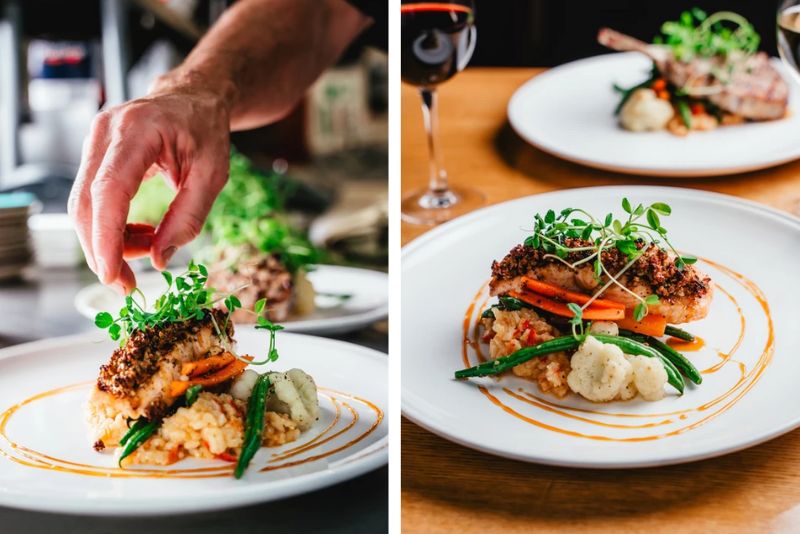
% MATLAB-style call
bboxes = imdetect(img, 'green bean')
[118,385,203,464]
[620,331,702,385]
[185,384,203,406]
[235,374,271,479]
[118,420,159,466]
[119,419,147,446]
[657,353,685,395]
[455,334,684,394]
[481,308,495,319]
[498,296,532,311]
[677,99,692,129]
[592,334,684,393]
[664,325,695,342]
[454,336,581,379]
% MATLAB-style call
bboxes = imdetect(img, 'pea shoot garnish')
[94,261,236,346]
[524,198,696,328]
[656,8,760,62]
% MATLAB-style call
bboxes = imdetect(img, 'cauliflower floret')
[293,270,316,316]
[619,89,674,132]
[567,337,669,402]
[625,354,667,401]
[589,321,619,337]
[567,336,632,402]
[266,369,319,431]
[230,369,259,401]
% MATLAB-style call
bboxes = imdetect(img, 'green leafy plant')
[94,261,284,366]
[204,152,320,272]
[655,9,760,61]
[524,198,696,326]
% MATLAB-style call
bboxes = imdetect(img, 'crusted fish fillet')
[490,239,713,324]
[90,309,234,422]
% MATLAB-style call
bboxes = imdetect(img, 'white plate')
[507,53,800,177]
[75,265,388,335]
[0,330,387,515]
[402,186,800,468]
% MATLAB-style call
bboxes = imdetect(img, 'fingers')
[151,160,228,270]
[115,261,137,295]
[90,132,160,284]
[67,112,112,273]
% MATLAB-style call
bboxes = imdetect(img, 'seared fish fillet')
[490,239,713,324]
[92,309,233,421]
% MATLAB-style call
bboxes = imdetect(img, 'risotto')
[481,307,571,398]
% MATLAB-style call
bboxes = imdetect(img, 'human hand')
[67,85,231,293]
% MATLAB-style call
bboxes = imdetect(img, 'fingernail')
[161,246,177,265]
[96,258,108,283]
[112,282,127,296]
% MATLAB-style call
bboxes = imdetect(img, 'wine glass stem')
[419,87,448,194]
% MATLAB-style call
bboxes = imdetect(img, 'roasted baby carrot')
[508,290,625,320]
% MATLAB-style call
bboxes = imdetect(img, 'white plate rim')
[73,264,388,336]
[401,185,800,468]
[0,331,388,516]
[507,52,800,177]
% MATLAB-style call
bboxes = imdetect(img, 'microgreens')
[566,303,589,340]
[250,298,284,364]
[524,198,696,329]
[94,261,223,346]
[93,261,281,365]
[655,9,760,61]
[204,152,321,273]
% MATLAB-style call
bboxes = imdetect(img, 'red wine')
[779,6,800,76]
[401,2,475,87]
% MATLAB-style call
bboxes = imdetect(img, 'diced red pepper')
[651,78,667,92]
[216,452,238,462]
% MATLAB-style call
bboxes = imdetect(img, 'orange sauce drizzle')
[462,256,773,441]
[667,336,705,352]
[699,282,746,374]
[0,383,383,479]
[260,389,384,473]
[268,398,358,462]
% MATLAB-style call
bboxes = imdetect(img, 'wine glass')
[401,0,483,225]
[778,0,800,79]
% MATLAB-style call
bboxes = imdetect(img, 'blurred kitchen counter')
[0,265,387,533]
[402,68,800,533]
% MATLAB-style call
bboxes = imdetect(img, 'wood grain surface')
[401,68,800,533]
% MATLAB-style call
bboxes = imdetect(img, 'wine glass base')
[401,185,485,225]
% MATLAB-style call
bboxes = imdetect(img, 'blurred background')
[0,0,387,346]
[469,0,777,66]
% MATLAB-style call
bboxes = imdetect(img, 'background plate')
[0,330,387,515]
[402,186,800,468]
[507,53,800,177]
[75,265,388,335]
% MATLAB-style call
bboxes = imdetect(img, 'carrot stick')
[616,312,667,337]
[508,290,624,320]
[521,277,625,310]
[181,352,236,378]
[170,359,249,397]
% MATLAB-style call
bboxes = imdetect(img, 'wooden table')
[401,68,800,533]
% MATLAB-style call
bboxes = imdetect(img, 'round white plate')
[0,330,387,515]
[402,186,800,468]
[507,53,800,177]
[74,265,388,335]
